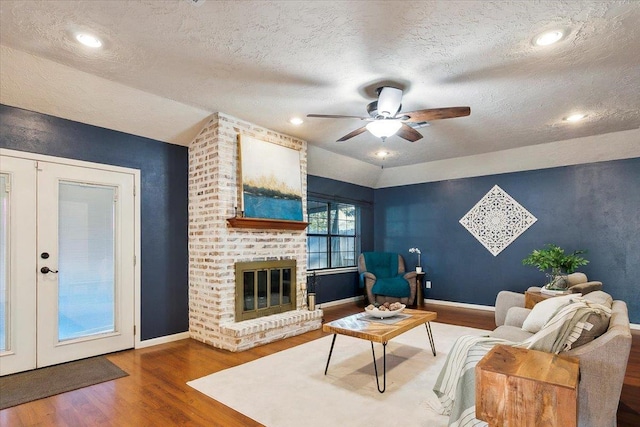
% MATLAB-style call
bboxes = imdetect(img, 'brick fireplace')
[188,113,323,352]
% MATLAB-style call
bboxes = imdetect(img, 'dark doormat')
[0,356,128,409]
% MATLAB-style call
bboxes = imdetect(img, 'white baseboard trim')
[318,295,364,309]
[318,296,495,312]
[424,298,496,312]
[132,304,637,347]
[136,331,190,349]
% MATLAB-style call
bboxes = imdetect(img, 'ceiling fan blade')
[396,123,423,142]
[401,107,471,122]
[337,126,367,142]
[307,114,368,120]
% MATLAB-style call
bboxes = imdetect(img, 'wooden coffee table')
[322,308,437,393]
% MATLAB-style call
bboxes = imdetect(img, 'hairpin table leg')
[371,341,387,393]
[425,322,436,356]
[324,334,337,375]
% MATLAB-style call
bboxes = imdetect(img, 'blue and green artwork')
[240,135,303,221]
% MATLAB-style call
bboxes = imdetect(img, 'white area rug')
[188,322,489,427]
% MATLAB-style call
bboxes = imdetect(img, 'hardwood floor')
[2,302,638,426]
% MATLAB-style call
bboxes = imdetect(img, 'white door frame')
[0,148,142,350]
[37,162,135,367]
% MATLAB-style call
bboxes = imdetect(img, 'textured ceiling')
[1,0,639,168]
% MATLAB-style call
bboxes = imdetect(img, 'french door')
[1,154,136,375]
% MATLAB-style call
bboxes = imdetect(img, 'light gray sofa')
[491,289,632,427]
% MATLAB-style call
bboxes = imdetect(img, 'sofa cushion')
[490,325,534,342]
[566,272,588,286]
[571,311,610,349]
[521,294,577,333]
[564,290,613,349]
[569,281,603,295]
[504,307,531,327]
[583,290,613,307]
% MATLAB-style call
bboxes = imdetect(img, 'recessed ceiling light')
[564,113,587,122]
[75,33,102,48]
[376,150,389,158]
[534,30,564,46]
[289,117,304,125]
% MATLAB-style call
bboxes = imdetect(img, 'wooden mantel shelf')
[226,216,308,231]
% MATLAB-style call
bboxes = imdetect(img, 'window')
[307,201,359,270]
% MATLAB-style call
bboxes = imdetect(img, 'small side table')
[525,290,570,309]
[476,344,579,427]
[415,272,426,307]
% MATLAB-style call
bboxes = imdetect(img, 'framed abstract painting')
[238,135,303,221]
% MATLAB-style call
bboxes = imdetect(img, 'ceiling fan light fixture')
[366,120,402,139]
[376,87,403,117]
[376,150,389,158]
[289,117,304,125]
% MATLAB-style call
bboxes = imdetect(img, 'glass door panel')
[37,161,135,369]
[282,268,291,304]
[58,182,116,341]
[257,270,268,309]
[270,269,280,306]
[0,153,136,375]
[243,271,255,311]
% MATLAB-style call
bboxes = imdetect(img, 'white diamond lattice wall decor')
[459,185,537,256]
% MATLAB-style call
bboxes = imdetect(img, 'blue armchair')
[358,252,417,305]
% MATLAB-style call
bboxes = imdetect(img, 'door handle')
[40,266,59,274]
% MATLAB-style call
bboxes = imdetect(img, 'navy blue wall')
[374,158,640,323]
[5,103,637,331]
[0,105,189,340]
[307,175,374,304]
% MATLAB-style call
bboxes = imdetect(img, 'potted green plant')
[522,244,589,290]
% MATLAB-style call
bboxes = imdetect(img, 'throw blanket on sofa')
[517,298,612,353]
[431,336,510,427]
[431,298,612,427]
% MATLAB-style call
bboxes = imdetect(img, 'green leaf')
[522,244,589,274]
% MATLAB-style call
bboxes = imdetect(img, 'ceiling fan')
[307,86,470,142]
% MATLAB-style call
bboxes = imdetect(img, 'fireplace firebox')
[235,260,296,321]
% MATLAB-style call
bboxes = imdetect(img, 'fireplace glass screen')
[236,260,296,321]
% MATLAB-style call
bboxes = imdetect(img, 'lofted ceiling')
[0,0,639,169]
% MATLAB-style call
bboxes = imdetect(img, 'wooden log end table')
[475,344,579,427]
